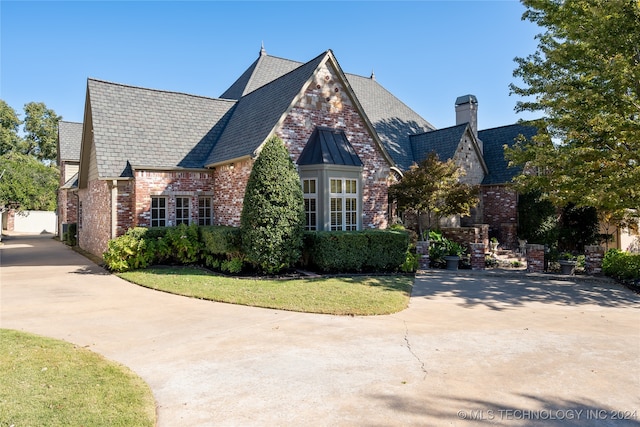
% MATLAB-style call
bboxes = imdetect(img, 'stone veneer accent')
[526,244,545,273]
[78,180,111,257]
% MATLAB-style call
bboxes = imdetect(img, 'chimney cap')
[455,94,478,106]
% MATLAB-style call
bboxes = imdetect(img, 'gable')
[58,121,83,163]
[410,123,468,165]
[452,131,486,185]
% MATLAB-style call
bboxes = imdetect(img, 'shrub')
[63,223,77,246]
[304,230,409,273]
[200,226,245,273]
[164,223,202,264]
[240,136,305,274]
[103,229,153,272]
[401,250,419,273]
[603,249,640,281]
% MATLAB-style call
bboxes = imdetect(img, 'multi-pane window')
[151,197,166,227]
[175,197,190,225]
[198,197,213,226]
[330,178,358,231]
[303,179,317,230]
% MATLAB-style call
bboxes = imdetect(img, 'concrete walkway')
[1,234,639,426]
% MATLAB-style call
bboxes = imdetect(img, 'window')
[198,197,213,226]
[175,197,190,225]
[151,197,166,227]
[303,179,317,230]
[330,178,358,231]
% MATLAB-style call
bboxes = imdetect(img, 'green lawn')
[118,266,414,315]
[0,329,156,427]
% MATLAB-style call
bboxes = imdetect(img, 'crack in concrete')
[404,321,427,379]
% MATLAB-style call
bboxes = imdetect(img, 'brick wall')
[78,180,111,257]
[526,244,545,273]
[482,184,518,243]
[275,61,390,229]
[134,170,215,227]
[441,224,489,251]
[585,245,604,275]
[213,160,252,227]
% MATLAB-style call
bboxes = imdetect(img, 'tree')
[21,102,61,162]
[240,136,305,274]
[0,152,59,211]
[0,100,22,156]
[388,152,479,239]
[507,0,640,216]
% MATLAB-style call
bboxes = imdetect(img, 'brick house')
[70,47,533,257]
[57,121,82,238]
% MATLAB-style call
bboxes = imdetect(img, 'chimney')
[455,94,478,139]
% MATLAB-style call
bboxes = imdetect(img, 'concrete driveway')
[1,234,639,426]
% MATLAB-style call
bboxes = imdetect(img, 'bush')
[164,223,202,264]
[304,230,409,273]
[103,229,154,272]
[603,249,640,282]
[200,226,245,273]
[63,223,77,246]
[240,136,305,274]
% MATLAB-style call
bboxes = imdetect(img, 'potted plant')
[490,237,499,253]
[444,240,465,271]
[558,252,577,275]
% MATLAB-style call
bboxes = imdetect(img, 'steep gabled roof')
[218,49,435,170]
[58,121,83,163]
[84,79,236,178]
[409,123,468,164]
[205,52,327,166]
[478,123,538,185]
[298,127,363,167]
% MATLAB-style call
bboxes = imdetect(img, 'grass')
[118,266,414,315]
[0,329,156,427]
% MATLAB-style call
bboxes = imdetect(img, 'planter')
[444,255,460,271]
[558,260,577,275]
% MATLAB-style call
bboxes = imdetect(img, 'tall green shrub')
[240,136,305,274]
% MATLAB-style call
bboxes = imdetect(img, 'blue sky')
[1,1,541,131]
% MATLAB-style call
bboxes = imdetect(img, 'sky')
[1,1,542,131]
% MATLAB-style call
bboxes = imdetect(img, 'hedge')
[603,249,640,282]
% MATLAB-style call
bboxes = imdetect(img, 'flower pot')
[444,255,460,271]
[558,260,577,275]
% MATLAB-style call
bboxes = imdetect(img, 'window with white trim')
[330,178,358,231]
[303,179,317,230]
[175,197,190,225]
[151,197,166,227]
[198,197,213,226]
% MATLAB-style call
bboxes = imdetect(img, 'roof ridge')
[87,78,237,104]
[411,122,467,138]
[479,121,537,133]
[59,120,82,125]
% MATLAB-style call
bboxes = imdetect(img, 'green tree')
[240,136,305,274]
[0,100,22,156]
[0,152,59,211]
[388,152,479,238]
[507,0,640,216]
[21,102,61,162]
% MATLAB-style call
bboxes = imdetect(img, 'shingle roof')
[58,121,83,162]
[298,127,363,166]
[409,123,468,164]
[217,51,435,170]
[205,52,326,166]
[87,79,236,178]
[478,123,538,185]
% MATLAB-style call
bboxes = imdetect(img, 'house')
[69,47,533,257]
[57,121,82,238]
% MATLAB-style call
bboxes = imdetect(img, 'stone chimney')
[455,94,478,140]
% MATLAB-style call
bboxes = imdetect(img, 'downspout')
[111,180,118,239]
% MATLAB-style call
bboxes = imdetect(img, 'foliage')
[428,230,467,268]
[240,136,305,274]
[517,191,558,245]
[401,249,420,273]
[304,230,409,273]
[200,226,245,272]
[557,203,600,252]
[0,329,156,427]
[389,152,479,237]
[164,223,202,264]
[0,100,21,156]
[602,249,640,282]
[21,102,61,162]
[118,266,414,316]
[103,229,154,272]
[507,0,640,215]
[0,152,59,211]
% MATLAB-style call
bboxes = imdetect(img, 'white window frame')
[303,178,317,231]
[329,178,358,231]
[151,197,167,227]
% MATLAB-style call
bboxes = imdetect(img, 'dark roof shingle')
[409,123,468,164]
[58,121,83,162]
[478,123,538,185]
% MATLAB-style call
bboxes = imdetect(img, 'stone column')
[416,240,430,270]
[469,243,486,270]
[526,244,545,273]
[585,245,605,275]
